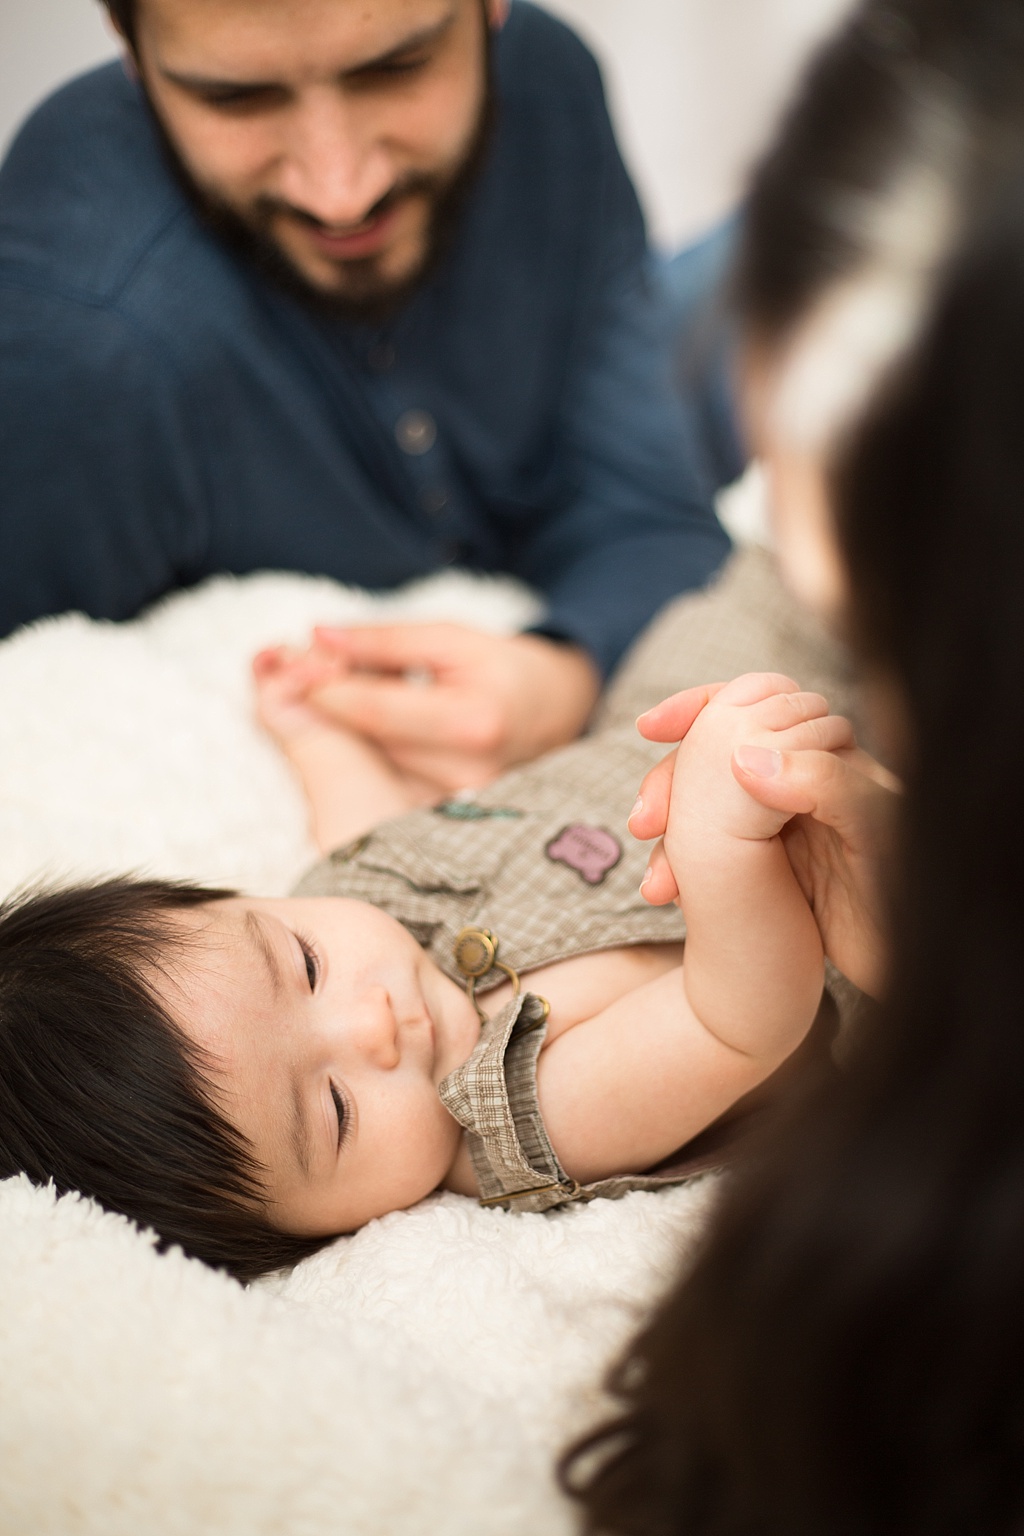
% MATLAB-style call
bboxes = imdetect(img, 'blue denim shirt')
[0,2,729,669]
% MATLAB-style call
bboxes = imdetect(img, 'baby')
[0,648,852,1281]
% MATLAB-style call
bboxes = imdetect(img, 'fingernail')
[734,745,782,778]
[628,795,643,823]
[640,866,653,892]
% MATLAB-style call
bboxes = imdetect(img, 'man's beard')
[147,62,496,326]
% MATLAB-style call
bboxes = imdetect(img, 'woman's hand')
[630,684,899,997]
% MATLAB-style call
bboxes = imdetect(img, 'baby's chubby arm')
[534,674,854,1183]
[253,644,436,850]
[645,673,853,1058]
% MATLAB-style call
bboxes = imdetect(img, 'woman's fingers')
[628,749,677,840]
[714,671,803,707]
[636,683,727,743]
[732,743,897,835]
[637,674,825,744]
[639,839,679,906]
[853,752,903,795]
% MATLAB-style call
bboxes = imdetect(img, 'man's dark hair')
[102,0,136,49]
[101,0,493,50]
[565,0,1024,1530]
[0,878,332,1282]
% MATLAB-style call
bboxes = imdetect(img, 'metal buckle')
[453,926,550,1026]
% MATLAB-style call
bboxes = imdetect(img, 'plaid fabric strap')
[438,993,583,1213]
[438,985,739,1214]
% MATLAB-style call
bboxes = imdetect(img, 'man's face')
[130,0,503,313]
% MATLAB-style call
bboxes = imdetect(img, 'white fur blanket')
[0,568,721,1535]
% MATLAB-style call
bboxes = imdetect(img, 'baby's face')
[155,897,481,1235]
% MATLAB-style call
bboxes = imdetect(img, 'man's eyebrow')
[344,10,458,77]
[160,9,459,94]
[244,909,283,998]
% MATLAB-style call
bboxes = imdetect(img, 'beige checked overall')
[294,549,859,1213]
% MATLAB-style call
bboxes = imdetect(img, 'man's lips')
[294,201,405,260]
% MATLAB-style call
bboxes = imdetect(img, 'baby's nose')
[351,984,400,1069]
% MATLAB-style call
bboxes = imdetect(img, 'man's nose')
[277,90,394,227]
[349,984,401,1070]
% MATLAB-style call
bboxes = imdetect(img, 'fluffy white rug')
[0,567,721,1534]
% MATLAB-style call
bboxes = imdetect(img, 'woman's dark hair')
[566,1,1024,1530]
[0,878,332,1283]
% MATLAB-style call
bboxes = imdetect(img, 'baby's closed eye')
[295,931,320,990]
[329,1082,347,1149]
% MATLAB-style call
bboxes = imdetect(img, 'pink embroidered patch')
[545,824,622,886]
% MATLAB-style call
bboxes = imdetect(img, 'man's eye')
[297,933,319,991]
[197,85,282,111]
[357,53,432,83]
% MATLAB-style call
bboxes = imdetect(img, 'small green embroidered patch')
[434,802,524,822]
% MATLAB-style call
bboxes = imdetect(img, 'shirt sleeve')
[0,284,211,636]
[510,64,732,677]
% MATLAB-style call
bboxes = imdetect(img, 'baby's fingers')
[764,713,856,756]
[628,749,676,841]
[254,649,339,700]
[253,644,294,677]
[749,689,830,731]
[639,839,679,906]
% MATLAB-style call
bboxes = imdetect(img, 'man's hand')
[305,623,601,793]
[629,681,898,997]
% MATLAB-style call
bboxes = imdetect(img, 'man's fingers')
[637,683,727,743]
[313,623,462,674]
[628,750,676,840]
[639,839,679,906]
[310,675,502,751]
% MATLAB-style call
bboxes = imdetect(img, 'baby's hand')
[252,643,349,746]
[633,673,855,905]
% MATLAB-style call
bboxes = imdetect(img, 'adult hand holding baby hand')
[630,677,897,996]
[301,623,601,794]
[734,742,898,998]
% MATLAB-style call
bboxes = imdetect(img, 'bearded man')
[0,0,737,789]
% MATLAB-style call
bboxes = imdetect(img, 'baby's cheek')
[393,1097,463,1203]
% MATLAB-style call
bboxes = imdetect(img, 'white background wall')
[0,0,853,246]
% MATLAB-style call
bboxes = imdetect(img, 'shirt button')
[420,485,449,517]
[367,341,396,373]
[395,409,437,456]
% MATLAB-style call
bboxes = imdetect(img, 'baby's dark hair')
[0,878,332,1282]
